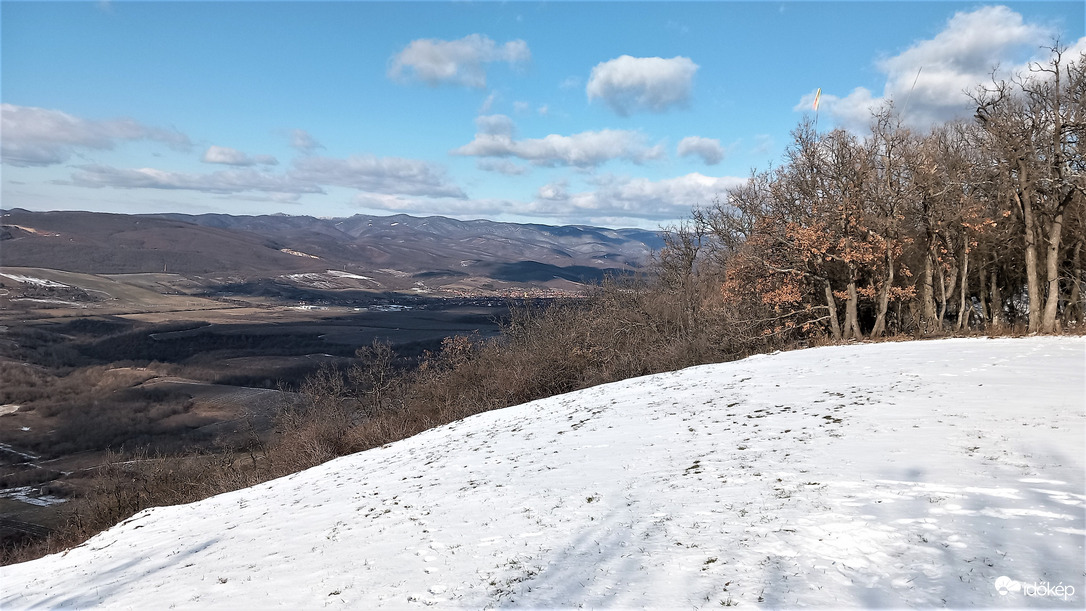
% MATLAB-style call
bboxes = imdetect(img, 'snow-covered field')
[2,337,1083,608]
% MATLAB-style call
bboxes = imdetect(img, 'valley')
[0,209,656,554]
[0,265,517,550]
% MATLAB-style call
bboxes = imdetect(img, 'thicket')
[0,363,211,458]
[4,47,1082,566]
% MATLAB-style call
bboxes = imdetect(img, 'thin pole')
[900,66,923,121]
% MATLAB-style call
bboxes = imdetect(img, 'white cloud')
[474,114,516,137]
[586,55,698,116]
[60,153,465,201]
[797,6,1066,130]
[796,87,880,132]
[388,34,530,89]
[202,145,277,166]
[527,173,744,220]
[1,104,191,167]
[454,118,665,168]
[290,155,465,198]
[350,172,744,225]
[479,92,499,114]
[65,164,322,195]
[676,136,724,165]
[476,159,530,176]
[289,129,323,153]
[536,179,569,201]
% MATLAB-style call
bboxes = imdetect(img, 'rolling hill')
[1,209,663,292]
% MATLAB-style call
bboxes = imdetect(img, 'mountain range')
[0,209,664,295]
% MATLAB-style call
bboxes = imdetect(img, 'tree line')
[659,47,1084,341]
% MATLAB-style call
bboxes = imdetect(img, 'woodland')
[656,46,1084,341]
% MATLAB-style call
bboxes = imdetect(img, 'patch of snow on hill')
[0,273,68,288]
[279,248,320,259]
[327,270,374,281]
[1,337,1083,608]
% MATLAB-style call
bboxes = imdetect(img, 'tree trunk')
[823,279,842,340]
[1040,211,1065,333]
[956,245,970,329]
[977,261,989,328]
[871,252,894,337]
[944,262,958,321]
[920,249,937,325]
[989,255,1004,328]
[844,279,862,339]
[936,261,947,326]
[1016,184,1042,332]
[989,269,1004,327]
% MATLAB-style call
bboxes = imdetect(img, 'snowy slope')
[2,337,1083,609]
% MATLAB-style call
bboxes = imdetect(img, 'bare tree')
[973,46,1086,332]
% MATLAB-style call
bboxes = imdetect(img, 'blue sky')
[2,1,1083,229]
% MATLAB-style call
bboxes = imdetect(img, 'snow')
[2,337,1083,608]
[279,248,321,259]
[326,270,375,281]
[0,486,66,507]
[11,298,86,307]
[0,273,68,288]
[0,442,39,462]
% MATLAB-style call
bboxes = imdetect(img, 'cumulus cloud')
[454,117,665,168]
[65,164,322,195]
[474,114,516,137]
[586,55,698,116]
[676,136,724,165]
[1,104,191,167]
[290,155,465,198]
[289,129,323,153]
[388,34,530,89]
[527,173,744,220]
[202,145,277,166]
[797,6,1069,130]
[536,179,569,201]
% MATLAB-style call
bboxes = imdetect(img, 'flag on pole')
[813,88,822,112]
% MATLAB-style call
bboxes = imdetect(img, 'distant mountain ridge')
[155,212,662,269]
[0,209,663,292]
